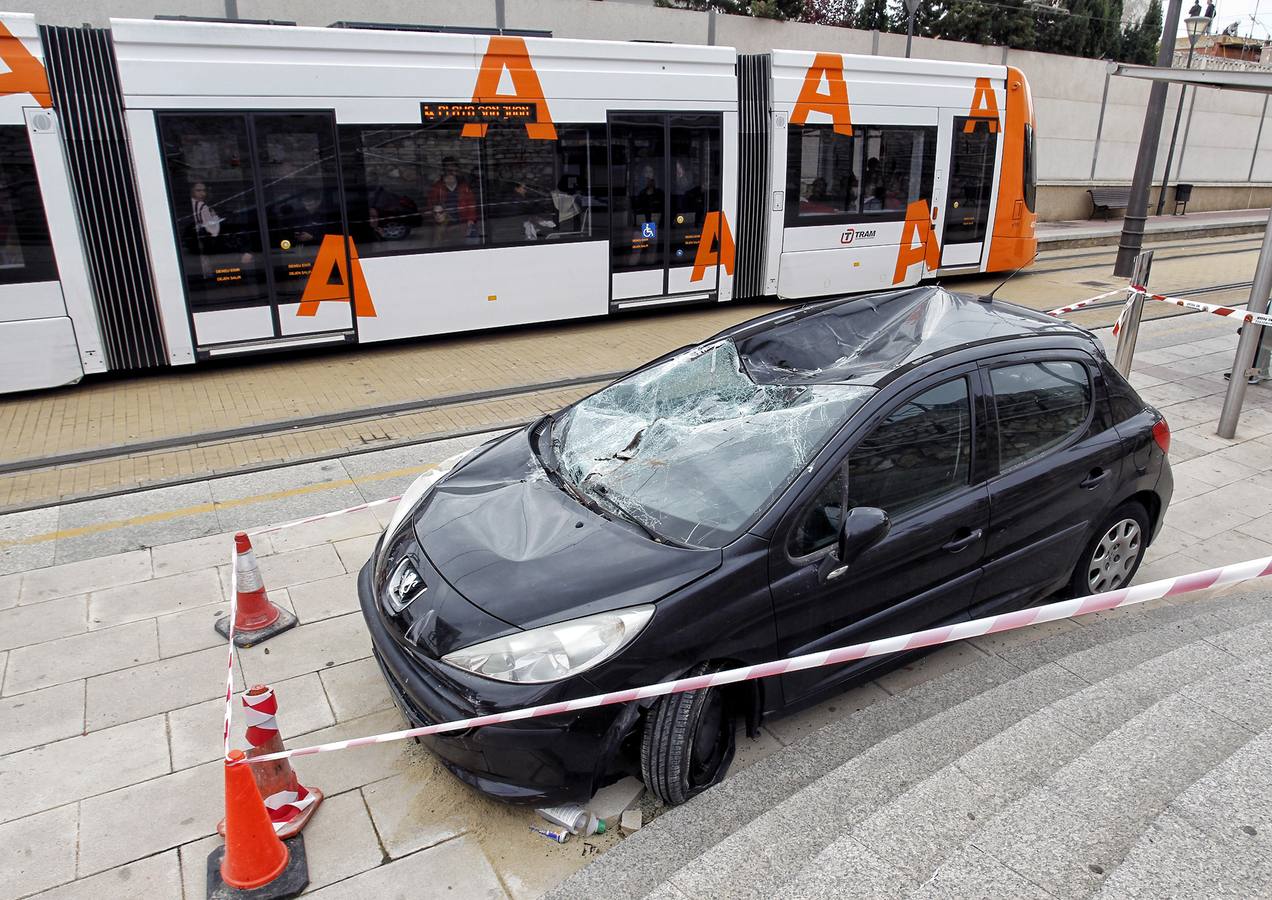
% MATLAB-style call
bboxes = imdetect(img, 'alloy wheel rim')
[1087,518,1142,594]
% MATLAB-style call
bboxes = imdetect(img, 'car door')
[972,351,1125,614]
[769,369,992,709]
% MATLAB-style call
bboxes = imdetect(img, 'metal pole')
[1217,205,1272,437]
[906,12,915,57]
[1090,68,1113,180]
[1155,43,1194,215]
[1114,251,1153,377]
[1250,95,1270,182]
[1115,0,1186,277]
[224,0,238,19]
[495,0,505,32]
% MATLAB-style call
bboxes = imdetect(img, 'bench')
[1088,187,1132,219]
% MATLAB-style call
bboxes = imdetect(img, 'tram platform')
[1037,206,1269,249]
[0,211,1266,514]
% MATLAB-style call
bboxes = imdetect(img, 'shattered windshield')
[551,341,872,548]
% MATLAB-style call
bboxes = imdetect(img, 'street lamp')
[1155,11,1213,215]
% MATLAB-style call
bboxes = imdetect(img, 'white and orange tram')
[2,12,1036,393]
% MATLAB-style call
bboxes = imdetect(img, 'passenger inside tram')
[428,156,478,240]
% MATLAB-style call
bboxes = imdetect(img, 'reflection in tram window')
[668,117,721,269]
[341,123,607,256]
[0,126,58,286]
[158,114,267,309]
[483,125,607,245]
[339,124,482,256]
[253,114,346,305]
[786,124,936,226]
[944,117,998,245]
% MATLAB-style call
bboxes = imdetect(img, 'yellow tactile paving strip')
[0,384,594,511]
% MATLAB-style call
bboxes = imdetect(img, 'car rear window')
[991,361,1091,471]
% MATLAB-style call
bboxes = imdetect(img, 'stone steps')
[547,585,1272,900]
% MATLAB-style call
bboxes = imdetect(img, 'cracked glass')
[552,341,872,549]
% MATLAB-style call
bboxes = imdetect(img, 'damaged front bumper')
[357,559,640,806]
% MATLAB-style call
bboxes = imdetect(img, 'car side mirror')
[824,506,890,582]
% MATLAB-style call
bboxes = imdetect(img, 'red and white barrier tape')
[234,554,1272,767]
[1044,286,1131,318]
[222,546,237,760]
[1131,285,1272,329]
[248,495,402,538]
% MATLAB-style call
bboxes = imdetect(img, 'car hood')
[415,429,722,629]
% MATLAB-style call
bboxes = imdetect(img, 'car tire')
[640,662,737,806]
[1069,501,1151,598]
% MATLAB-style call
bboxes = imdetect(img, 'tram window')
[785,124,936,227]
[340,124,482,257]
[484,125,608,247]
[1024,123,1036,213]
[342,124,607,256]
[0,127,57,286]
[158,114,268,310]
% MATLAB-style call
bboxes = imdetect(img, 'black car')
[359,285,1173,807]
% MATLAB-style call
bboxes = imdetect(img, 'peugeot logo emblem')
[387,557,427,614]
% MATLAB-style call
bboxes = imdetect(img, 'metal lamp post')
[1155,12,1212,215]
[904,0,921,58]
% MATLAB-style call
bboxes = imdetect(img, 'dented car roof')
[732,285,1089,385]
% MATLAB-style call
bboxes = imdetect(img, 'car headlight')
[441,606,655,684]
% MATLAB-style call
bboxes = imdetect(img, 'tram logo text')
[892,201,940,285]
[298,236,377,318]
[463,36,557,141]
[791,53,852,137]
[0,21,51,108]
[690,212,735,282]
[964,78,1000,133]
[840,228,876,245]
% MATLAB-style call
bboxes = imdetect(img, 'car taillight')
[1152,417,1170,455]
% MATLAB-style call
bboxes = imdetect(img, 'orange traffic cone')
[206,750,309,899]
[218,685,323,839]
[215,533,297,648]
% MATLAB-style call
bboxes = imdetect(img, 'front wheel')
[1069,502,1150,597]
[640,662,737,806]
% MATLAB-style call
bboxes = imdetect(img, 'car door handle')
[942,528,983,553]
[1081,468,1110,490]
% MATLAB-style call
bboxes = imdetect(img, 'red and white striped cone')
[219,685,323,840]
[215,533,297,648]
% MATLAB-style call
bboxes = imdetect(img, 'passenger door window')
[789,377,972,557]
[990,361,1092,472]
[254,114,346,308]
[942,116,998,251]
[158,114,268,310]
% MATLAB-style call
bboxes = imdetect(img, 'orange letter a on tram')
[0,21,51,108]
[463,36,557,140]
[964,78,1000,133]
[691,212,736,282]
[298,235,376,318]
[791,53,852,137]
[892,201,941,285]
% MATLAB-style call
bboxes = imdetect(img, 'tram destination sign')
[420,102,535,124]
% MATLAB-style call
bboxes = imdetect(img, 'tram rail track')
[0,269,1259,513]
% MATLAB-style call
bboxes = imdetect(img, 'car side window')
[789,377,972,557]
[991,361,1092,472]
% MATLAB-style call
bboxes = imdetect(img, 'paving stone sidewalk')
[2,312,1271,899]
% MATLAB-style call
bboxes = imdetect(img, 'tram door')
[158,111,354,349]
[939,115,999,269]
[608,113,722,308]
